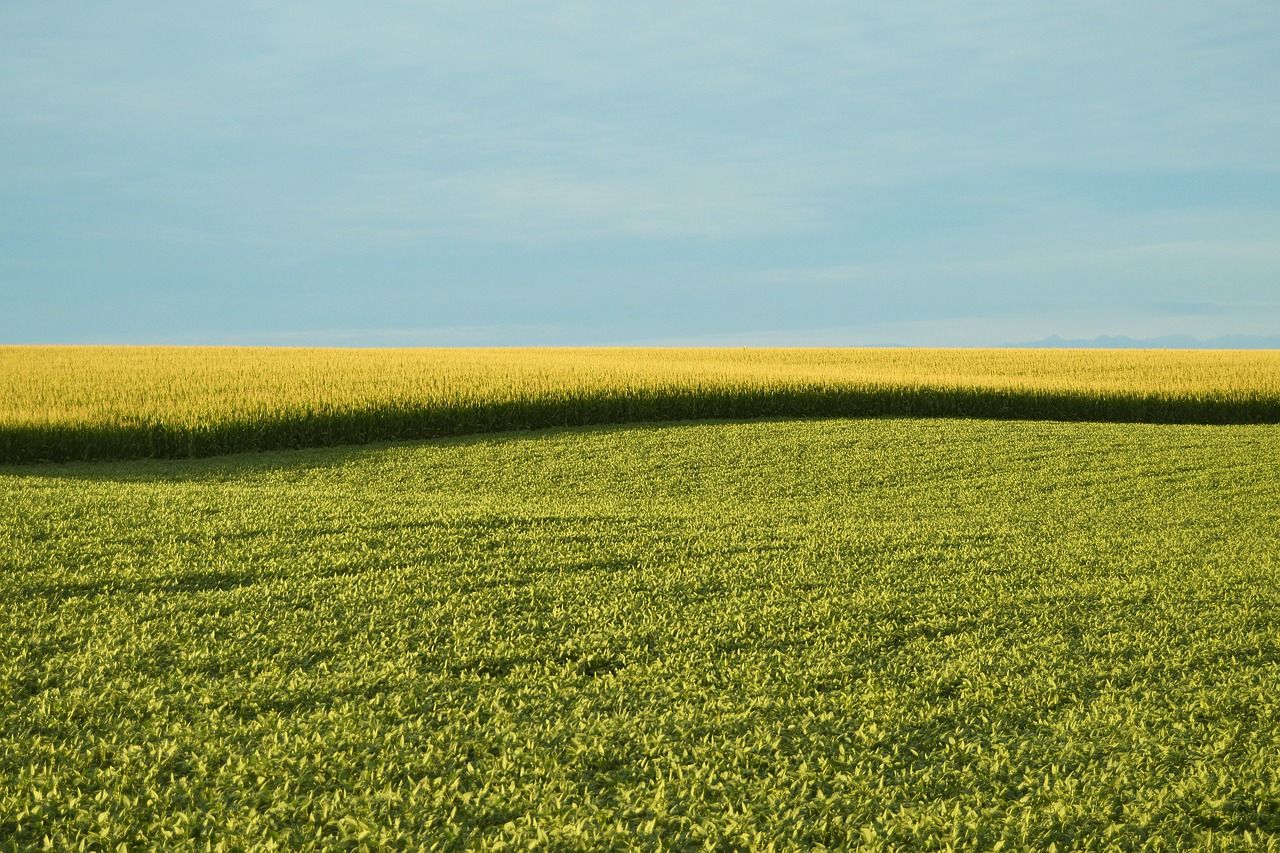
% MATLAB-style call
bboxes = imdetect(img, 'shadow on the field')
[3,385,1275,469]
[16,567,267,606]
[0,417,786,483]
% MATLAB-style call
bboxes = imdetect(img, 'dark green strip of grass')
[4,384,1278,463]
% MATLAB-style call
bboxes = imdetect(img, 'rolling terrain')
[4,417,1278,849]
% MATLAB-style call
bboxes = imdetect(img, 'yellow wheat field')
[1,346,1277,462]
[3,346,1278,429]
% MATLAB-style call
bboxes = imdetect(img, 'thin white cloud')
[184,324,578,347]
[310,167,820,244]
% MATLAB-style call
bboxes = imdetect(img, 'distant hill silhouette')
[1004,334,1280,349]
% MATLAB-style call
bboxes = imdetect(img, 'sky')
[3,1,1279,346]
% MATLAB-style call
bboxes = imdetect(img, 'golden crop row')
[2,346,1277,461]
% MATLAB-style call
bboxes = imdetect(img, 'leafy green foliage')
[2,418,1278,849]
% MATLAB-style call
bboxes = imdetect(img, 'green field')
[4,417,1278,849]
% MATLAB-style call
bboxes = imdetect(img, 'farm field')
[3,417,1278,849]
[3,346,1278,462]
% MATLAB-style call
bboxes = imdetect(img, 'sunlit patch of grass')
[3,418,1278,848]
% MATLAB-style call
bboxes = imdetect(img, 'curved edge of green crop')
[2,385,1278,464]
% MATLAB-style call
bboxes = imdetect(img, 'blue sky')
[3,2,1278,346]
